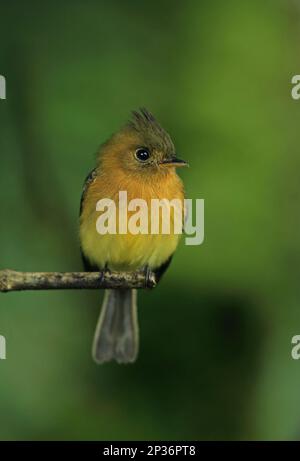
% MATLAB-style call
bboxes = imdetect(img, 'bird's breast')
[80,170,185,271]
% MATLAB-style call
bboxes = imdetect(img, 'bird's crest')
[126,108,175,153]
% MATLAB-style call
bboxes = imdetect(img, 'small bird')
[79,108,188,364]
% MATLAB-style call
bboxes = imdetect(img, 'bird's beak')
[160,157,189,168]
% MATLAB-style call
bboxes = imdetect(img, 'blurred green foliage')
[1,0,300,440]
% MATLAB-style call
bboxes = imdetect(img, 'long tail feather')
[92,289,139,364]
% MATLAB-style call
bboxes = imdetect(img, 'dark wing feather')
[153,255,173,283]
[79,168,98,216]
[80,168,100,271]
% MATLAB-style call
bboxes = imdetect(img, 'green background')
[1,0,300,440]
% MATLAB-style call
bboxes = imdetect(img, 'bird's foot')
[99,264,111,285]
[143,265,156,288]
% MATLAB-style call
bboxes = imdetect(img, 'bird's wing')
[79,168,98,216]
[153,255,173,283]
[80,168,100,271]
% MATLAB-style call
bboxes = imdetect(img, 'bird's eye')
[135,148,150,162]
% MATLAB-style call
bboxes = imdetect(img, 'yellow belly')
[80,226,181,271]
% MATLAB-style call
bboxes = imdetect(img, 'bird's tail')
[92,288,139,364]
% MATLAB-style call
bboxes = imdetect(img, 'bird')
[79,108,188,364]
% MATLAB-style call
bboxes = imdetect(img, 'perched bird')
[79,108,188,364]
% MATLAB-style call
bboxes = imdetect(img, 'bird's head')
[99,108,188,177]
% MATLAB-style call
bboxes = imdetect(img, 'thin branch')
[0,269,156,293]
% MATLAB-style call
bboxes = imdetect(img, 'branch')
[0,269,157,293]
